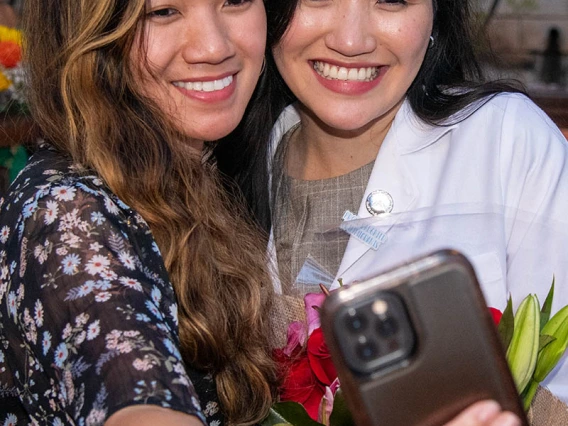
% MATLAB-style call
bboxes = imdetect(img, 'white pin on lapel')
[365,190,394,216]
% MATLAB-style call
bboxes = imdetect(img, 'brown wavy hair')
[22,0,278,423]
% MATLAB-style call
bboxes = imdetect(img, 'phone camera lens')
[345,308,368,332]
[376,316,398,338]
[356,339,378,361]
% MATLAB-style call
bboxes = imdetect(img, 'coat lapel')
[332,101,456,289]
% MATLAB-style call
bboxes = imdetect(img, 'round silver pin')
[365,190,394,216]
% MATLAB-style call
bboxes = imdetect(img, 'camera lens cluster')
[335,292,414,375]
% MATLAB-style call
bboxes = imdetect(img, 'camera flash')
[372,299,388,316]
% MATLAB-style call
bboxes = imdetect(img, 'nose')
[324,2,377,57]
[181,11,235,65]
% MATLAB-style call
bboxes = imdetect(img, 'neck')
[286,102,402,180]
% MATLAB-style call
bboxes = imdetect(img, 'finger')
[488,412,522,426]
[444,400,501,426]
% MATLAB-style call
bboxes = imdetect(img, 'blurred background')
[480,0,568,134]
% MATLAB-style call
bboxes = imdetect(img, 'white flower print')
[151,242,160,254]
[22,200,38,219]
[90,211,106,225]
[210,421,221,426]
[7,291,17,317]
[133,358,153,371]
[51,185,76,201]
[94,280,112,290]
[74,331,86,346]
[0,226,9,244]
[54,343,68,368]
[58,209,81,232]
[0,264,8,280]
[62,323,73,340]
[86,408,107,425]
[3,413,17,426]
[204,401,219,417]
[85,254,110,276]
[95,292,111,302]
[169,304,178,326]
[42,331,52,355]
[61,231,81,248]
[118,252,136,270]
[89,242,103,252]
[100,270,117,281]
[151,287,162,304]
[33,241,51,265]
[76,281,95,297]
[35,300,44,327]
[145,300,163,320]
[119,277,142,292]
[104,197,119,215]
[56,246,68,256]
[191,396,201,411]
[44,200,59,225]
[62,253,81,275]
[76,312,89,326]
[87,320,101,341]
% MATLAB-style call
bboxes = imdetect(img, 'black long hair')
[214,0,524,232]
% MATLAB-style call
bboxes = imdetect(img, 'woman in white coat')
[215,0,568,415]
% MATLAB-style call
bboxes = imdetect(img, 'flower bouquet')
[264,279,568,425]
[263,285,353,426]
[490,279,568,411]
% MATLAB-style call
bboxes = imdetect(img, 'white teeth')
[313,61,378,82]
[173,75,233,92]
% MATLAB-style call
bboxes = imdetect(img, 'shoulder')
[1,146,142,236]
[467,93,564,140]
[0,146,161,274]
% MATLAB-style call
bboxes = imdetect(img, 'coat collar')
[392,100,457,155]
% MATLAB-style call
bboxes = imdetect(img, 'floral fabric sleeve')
[0,150,208,425]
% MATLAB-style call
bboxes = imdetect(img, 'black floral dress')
[0,146,224,425]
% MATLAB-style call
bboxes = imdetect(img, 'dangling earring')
[428,35,435,49]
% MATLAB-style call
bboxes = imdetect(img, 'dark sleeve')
[0,179,207,425]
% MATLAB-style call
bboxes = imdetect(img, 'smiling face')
[273,0,433,133]
[131,0,266,145]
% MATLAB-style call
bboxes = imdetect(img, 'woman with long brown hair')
[0,0,278,424]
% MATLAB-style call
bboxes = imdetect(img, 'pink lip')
[173,73,237,103]
[310,62,386,96]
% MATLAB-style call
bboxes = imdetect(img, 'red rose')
[307,328,337,386]
[489,307,503,325]
[277,351,325,420]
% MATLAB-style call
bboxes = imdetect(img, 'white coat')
[267,93,568,400]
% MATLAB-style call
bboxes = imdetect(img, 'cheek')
[232,8,267,61]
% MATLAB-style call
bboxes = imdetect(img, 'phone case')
[320,249,528,426]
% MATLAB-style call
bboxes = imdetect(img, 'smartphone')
[320,249,528,426]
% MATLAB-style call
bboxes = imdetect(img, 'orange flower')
[0,40,21,69]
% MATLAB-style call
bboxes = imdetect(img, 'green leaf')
[261,402,325,426]
[521,379,539,412]
[498,296,515,351]
[539,334,557,352]
[534,307,568,382]
[540,277,555,331]
[329,390,355,426]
